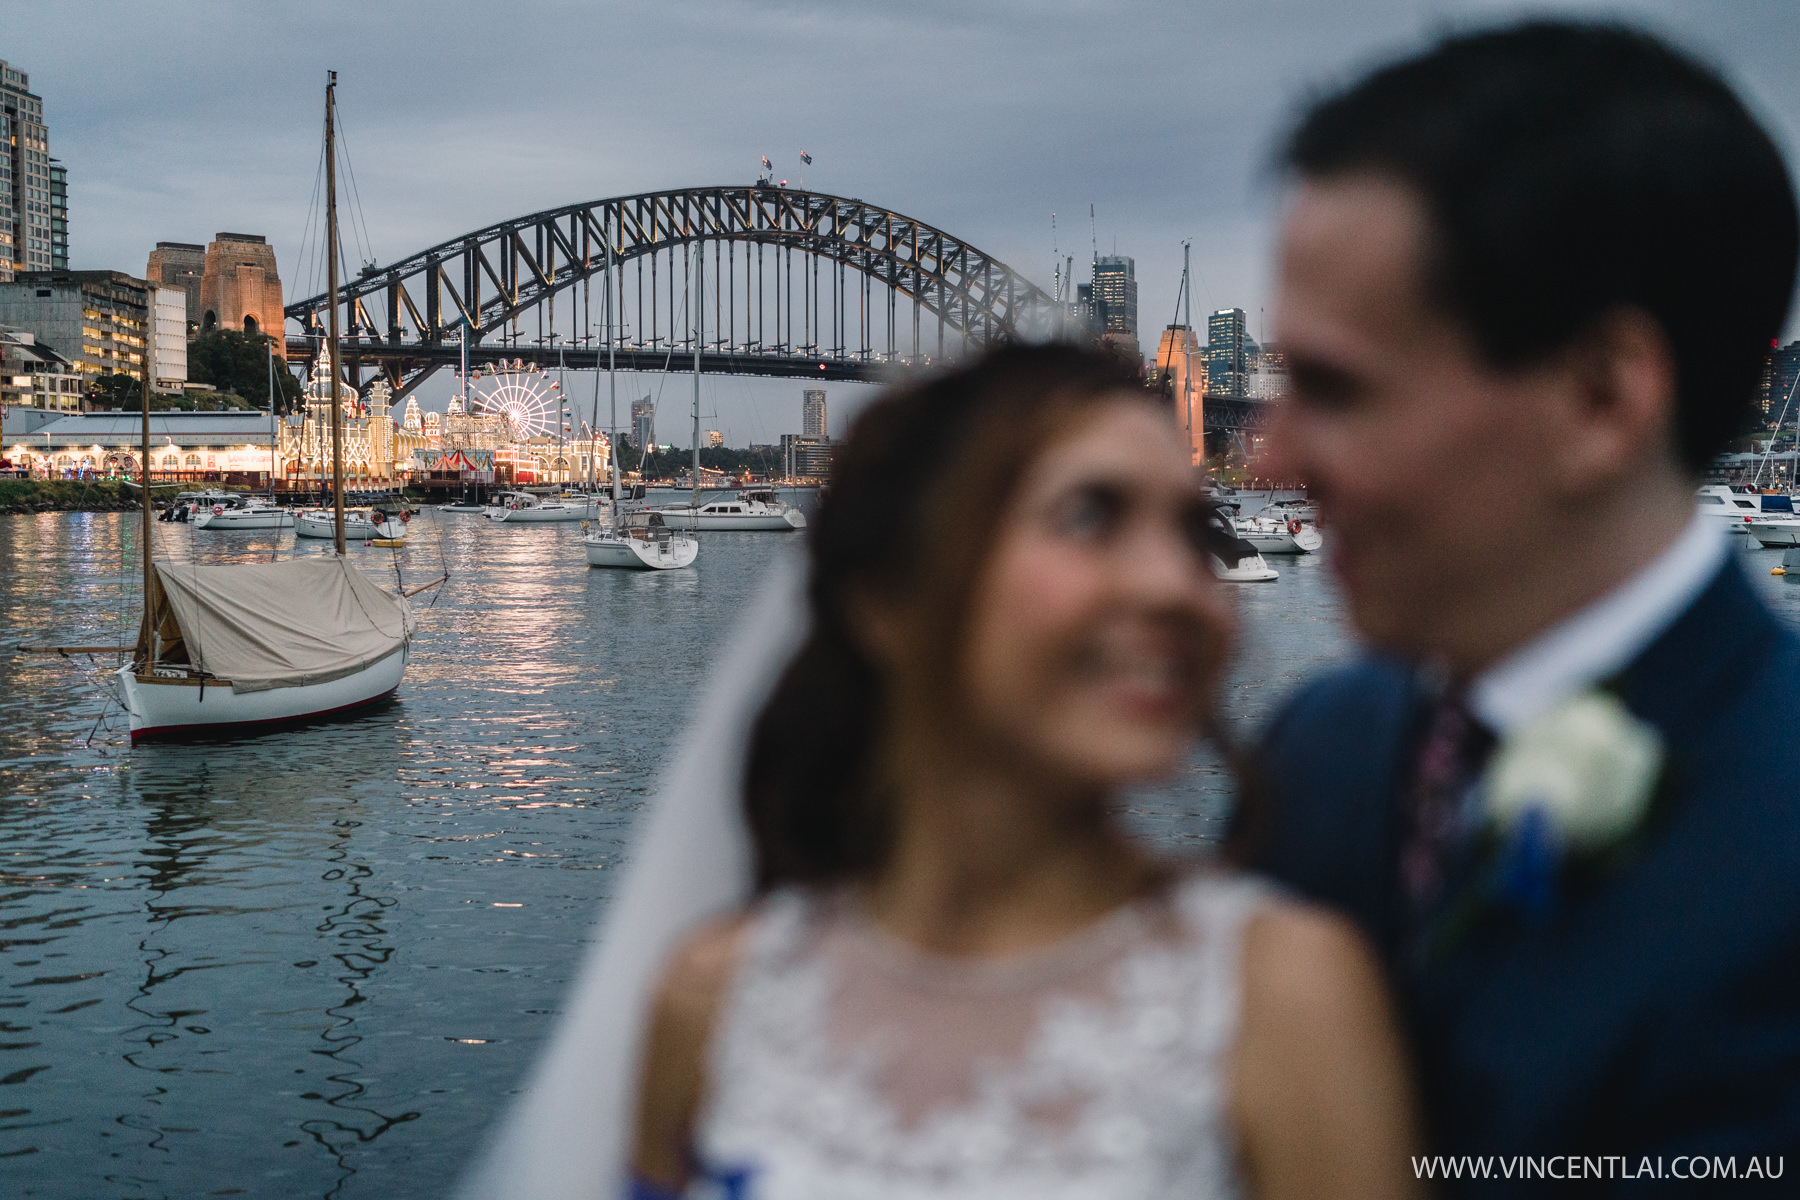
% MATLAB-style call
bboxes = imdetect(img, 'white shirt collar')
[1466,512,1728,736]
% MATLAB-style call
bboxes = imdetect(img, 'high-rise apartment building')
[1091,256,1139,354]
[1762,340,1800,418]
[802,387,827,438]
[48,159,66,270]
[0,270,151,386]
[1207,308,1253,398]
[150,286,187,393]
[1,60,55,281]
[630,394,655,450]
[781,433,833,480]
[706,429,724,449]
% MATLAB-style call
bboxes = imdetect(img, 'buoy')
[369,538,406,548]
[1773,567,1787,576]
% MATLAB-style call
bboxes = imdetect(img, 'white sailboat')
[112,71,429,741]
[585,235,700,571]
[486,490,593,522]
[192,495,296,530]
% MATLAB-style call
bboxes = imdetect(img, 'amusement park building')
[2,406,282,480]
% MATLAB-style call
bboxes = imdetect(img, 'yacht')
[1234,508,1323,555]
[583,509,699,570]
[193,496,295,530]
[652,488,806,531]
[296,507,406,541]
[1746,494,1800,546]
[1696,484,1773,533]
[486,491,594,523]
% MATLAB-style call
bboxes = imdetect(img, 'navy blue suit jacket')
[1252,559,1800,1193]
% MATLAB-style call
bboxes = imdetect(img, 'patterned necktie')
[1400,689,1496,936]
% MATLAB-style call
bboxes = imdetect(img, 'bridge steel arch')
[283,185,1062,400]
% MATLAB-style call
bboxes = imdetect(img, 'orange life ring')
[213,505,224,516]
[1287,517,1303,535]
[399,510,412,523]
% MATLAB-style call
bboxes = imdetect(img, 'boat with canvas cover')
[108,71,440,742]
[113,556,414,741]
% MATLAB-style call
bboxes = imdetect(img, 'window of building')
[184,454,200,467]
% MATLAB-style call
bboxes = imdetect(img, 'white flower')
[1483,690,1664,852]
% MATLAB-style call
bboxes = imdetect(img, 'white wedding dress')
[456,557,1261,1200]
[691,873,1265,1200]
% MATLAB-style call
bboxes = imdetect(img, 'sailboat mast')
[140,354,153,658]
[692,239,702,508]
[325,70,346,556]
[608,232,619,504]
[1182,240,1194,459]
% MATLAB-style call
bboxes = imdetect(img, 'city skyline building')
[48,158,66,270]
[0,269,150,387]
[1,60,54,280]
[149,286,187,393]
[781,432,833,480]
[1092,255,1139,357]
[802,386,827,438]
[631,394,655,450]
[1763,339,1800,419]
[1206,308,1260,399]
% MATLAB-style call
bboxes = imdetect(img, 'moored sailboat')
[112,71,431,741]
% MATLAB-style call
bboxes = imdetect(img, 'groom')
[1250,21,1800,1190]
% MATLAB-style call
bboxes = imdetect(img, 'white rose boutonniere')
[1427,689,1666,958]
[1484,690,1665,853]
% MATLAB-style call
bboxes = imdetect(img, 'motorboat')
[161,489,240,523]
[295,507,407,541]
[486,490,594,523]
[193,496,295,530]
[1696,484,1782,533]
[1199,498,1278,581]
[1234,510,1323,554]
[583,509,699,570]
[652,488,806,531]
[1747,504,1800,547]
[113,556,413,741]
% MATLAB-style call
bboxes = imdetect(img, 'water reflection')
[12,500,1789,1197]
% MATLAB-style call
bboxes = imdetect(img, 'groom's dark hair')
[1284,21,1798,471]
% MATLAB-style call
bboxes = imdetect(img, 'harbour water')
[4,506,1796,1198]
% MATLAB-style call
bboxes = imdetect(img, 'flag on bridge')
[800,151,812,165]
[761,156,772,171]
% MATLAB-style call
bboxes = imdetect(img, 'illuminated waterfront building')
[3,407,282,479]
[801,387,826,438]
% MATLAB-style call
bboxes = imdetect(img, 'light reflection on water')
[6,502,1794,1197]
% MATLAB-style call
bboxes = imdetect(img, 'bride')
[620,344,1422,1199]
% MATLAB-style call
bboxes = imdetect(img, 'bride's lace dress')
[690,870,1268,1200]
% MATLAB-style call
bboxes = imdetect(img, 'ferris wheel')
[464,358,563,439]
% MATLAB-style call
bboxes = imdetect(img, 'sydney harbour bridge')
[282,183,1262,431]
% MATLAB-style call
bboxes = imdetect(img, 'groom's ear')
[1545,307,1683,495]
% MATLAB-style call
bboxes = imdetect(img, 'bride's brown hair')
[743,342,1160,891]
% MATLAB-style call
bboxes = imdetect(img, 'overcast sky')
[6,0,1798,443]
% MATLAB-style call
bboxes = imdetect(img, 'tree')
[86,372,140,409]
[188,330,305,412]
